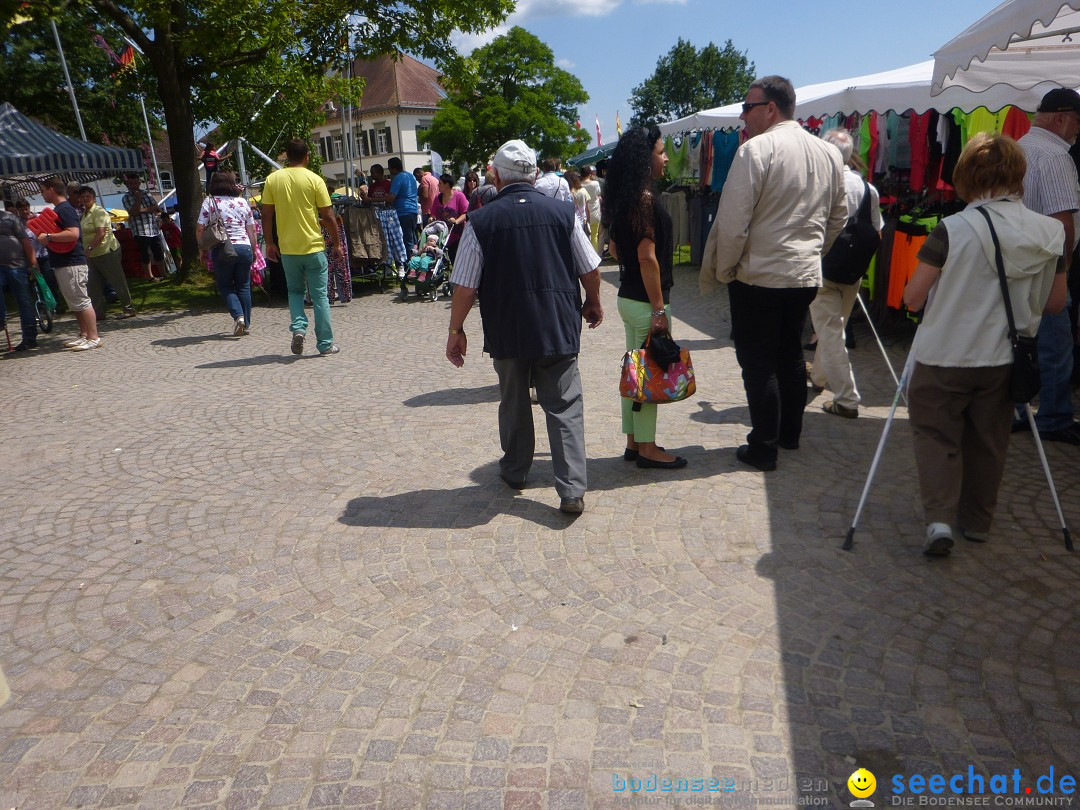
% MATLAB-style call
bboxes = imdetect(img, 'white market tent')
[932,0,1080,97]
[661,18,1080,138]
[658,62,979,135]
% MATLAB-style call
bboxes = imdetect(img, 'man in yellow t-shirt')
[262,139,344,356]
[78,186,135,320]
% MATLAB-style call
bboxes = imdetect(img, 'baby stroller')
[400,220,455,302]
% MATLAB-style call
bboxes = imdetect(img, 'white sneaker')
[234,316,246,336]
[923,522,954,556]
[71,337,102,352]
[64,336,87,349]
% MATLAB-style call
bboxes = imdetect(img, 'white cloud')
[557,58,576,69]
[513,0,621,19]
[451,0,625,53]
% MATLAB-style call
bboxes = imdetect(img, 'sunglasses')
[741,101,771,114]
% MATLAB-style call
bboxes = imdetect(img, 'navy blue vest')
[468,183,583,360]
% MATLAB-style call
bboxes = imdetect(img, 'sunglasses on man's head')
[741,101,771,114]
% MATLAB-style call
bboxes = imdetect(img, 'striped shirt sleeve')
[570,219,602,276]
[449,223,482,289]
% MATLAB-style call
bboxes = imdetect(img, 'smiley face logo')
[848,768,876,798]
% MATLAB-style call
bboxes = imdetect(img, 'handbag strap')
[855,177,872,225]
[974,205,1019,345]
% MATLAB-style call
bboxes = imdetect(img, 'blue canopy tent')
[0,102,145,198]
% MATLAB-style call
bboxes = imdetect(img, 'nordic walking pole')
[1022,402,1074,551]
[854,290,904,402]
[842,340,918,551]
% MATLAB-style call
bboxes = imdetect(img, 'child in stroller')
[406,233,443,284]
[400,220,453,301]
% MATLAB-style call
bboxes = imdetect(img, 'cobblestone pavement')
[2,265,1079,810]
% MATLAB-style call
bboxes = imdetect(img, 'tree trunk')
[150,44,201,282]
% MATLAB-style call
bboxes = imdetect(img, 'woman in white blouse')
[196,171,258,336]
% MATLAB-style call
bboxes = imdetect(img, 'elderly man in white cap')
[446,139,604,514]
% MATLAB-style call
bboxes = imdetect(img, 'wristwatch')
[651,308,666,317]
[448,327,465,335]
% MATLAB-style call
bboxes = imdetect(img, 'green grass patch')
[129,270,223,312]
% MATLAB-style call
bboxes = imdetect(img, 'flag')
[616,111,622,137]
[595,115,602,147]
[117,46,136,71]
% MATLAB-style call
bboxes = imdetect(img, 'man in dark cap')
[1016,87,1080,444]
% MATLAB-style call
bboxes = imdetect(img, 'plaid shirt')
[122,189,161,237]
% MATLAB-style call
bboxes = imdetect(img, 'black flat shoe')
[636,455,687,469]
[623,446,664,461]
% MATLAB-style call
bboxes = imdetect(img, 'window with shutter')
[383,127,393,154]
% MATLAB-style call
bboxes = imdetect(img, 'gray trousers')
[88,246,133,315]
[492,354,587,499]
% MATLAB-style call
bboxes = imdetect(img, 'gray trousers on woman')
[493,354,587,499]
[88,246,133,315]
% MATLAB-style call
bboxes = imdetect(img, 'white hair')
[494,166,537,185]
[823,128,854,165]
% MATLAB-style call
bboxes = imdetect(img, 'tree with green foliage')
[1,10,163,148]
[2,0,512,280]
[629,38,755,129]
[427,27,590,169]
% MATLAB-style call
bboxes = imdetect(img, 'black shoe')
[500,473,525,490]
[636,455,687,469]
[13,341,38,352]
[1039,424,1080,445]
[559,497,585,515]
[736,444,777,472]
[778,439,799,450]
[623,445,664,461]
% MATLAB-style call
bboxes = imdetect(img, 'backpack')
[822,177,881,285]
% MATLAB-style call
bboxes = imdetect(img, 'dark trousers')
[728,280,818,460]
[909,363,1013,532]
[397,213,419,247]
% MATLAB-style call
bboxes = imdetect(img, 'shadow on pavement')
[403,384,501,407]
[152,334,236,348]
[339,484,571,530]
[195,354,304,369]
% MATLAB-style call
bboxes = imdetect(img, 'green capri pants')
[618,295,670,444]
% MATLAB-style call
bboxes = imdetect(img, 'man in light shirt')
[535,158,571,202]
[701,75,847,472]
[1015,87,1080,445]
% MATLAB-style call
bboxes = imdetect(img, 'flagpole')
[51,20,88,142]
[123,37,162,199]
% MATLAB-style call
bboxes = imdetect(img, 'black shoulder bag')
[822,177,881,285]
[975,206,1040,404]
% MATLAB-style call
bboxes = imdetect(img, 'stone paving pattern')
[1,265,1079,809]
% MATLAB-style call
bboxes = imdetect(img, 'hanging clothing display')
[886,215,938,309]
[660,190,690,248]
[711,130,740,193]
[664,136,690,180]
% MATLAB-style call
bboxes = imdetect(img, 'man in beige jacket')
[701,75,847,471]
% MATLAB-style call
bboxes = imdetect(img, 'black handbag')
[975,206,1040,404]
[822,177,881,285]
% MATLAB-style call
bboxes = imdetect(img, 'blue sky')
[454,0,999,148]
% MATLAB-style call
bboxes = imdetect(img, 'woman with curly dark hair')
[606,125,687,469]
